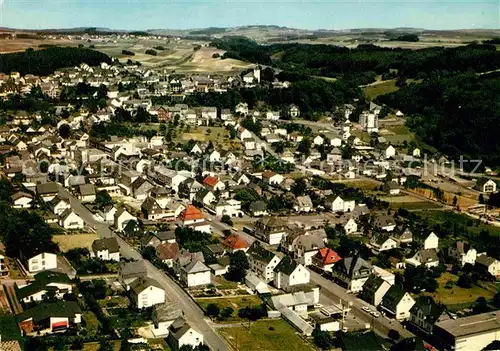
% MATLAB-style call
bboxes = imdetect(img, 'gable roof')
[182,260,210,274]
[36,182,59,195]
[181,205,204,221]
[222,234,250,250]
[16,301,81,323]
[129,277,163,295]
[78,184,95,196]
[203,176,219,188]
[156,243,180,261]
[247,242,278,264]
[316,248,341,265]
[17,271,71,300]
[92,237,120,254]
[336,256,372,279]
[381,285,407,312]
[274,256,299,275]
[410,296,445,325]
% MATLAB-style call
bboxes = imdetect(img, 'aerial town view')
[0,0,498,350]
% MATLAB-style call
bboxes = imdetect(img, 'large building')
[434,310,500,351]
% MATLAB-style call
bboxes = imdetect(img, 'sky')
[1,0,498,31]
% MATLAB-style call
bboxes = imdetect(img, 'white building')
[327,195,355,213]
[274,257,310,291]
[90,237,120,261]
[26,252,58,273]
[424,232,439,250]
[180,260,211,287]
[130,277,166,309]
[167,318,204,351]
[247,242,282,282]
[59,209,85,230]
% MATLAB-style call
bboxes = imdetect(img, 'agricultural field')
[422,272,495,308]
[362,79,399,100]
[379,195,443,210]
[379,124,415,144]
[53,233,100,251]
[219,319,315,351]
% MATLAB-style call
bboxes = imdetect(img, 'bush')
[145,49,157,56]
[221,215,233,226]
[206,303,220,318]
[121,49,135,56]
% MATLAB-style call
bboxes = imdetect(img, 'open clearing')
[379,195,443,210]
[53,233,99,251]
[421,210,500,237]
[362,79,399,100]
[422,272,495,308]
[196,295,262,312]
[219,319,315,351]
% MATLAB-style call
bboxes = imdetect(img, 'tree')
[219,307,234,320]
[493,291,500,308]
[98,340,114,351]
[221,214,233,226]
[141,246,157,262]
[95,190,113,210]
[59,123,71,139]
[206,303,220,318]
[291,178,307,196]
[312,328,332,349]
[388,329,400,341]
[473,296,490,314]
[226,251,250,282]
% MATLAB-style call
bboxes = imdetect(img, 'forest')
[377,73,500,167]
[0,47,112,76]
[211,37,500,82]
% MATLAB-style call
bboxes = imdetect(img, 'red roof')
[182,205,204,221]
[203,176,219,188]
[223,234,250,250]
[156,242,180,260]
[317,248,341,265]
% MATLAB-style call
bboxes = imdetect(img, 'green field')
[421,210,500,237]
[197,295,263,313]
[423,272,495,308]
[362,79,399,100]
[219,319,315,351]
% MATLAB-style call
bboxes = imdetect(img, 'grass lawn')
[53,233,99,251]
[83,341,121,351]
[362,79,399,100]
[0,315,21,341]
[422,272,495,307]
[212,276,239,290]
[219,319,315,351]
[343,179,380,191]
[382,124,416,144]
[378,195,443,210]
[98,296,129,309]
[197,295,262,313]
[421,211,500,237]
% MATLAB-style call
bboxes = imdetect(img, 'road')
[58,187,229,351]
[310,271,413,339]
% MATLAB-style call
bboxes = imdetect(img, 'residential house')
[448,241,477,267]
[77,184,96,203]
[475,255,500,278]
[59,208,84,230]
[119,260,149,289]
[262,170,284,186]
[180,205,211,234]
[290,233,326,266]
[372,265,396,285]
[423,232,439,250]
[11,192,33,209]
[16,301,82,335]
[254,217,287,245]
[156,243,180,267]
[370,233,398,252]
[194,188,216,206]
[150,302,183,337]
[90,237,120,261]
[392,228,413,245]
[274,256,310,291]
[141,231,176,248]
[36,182,59,202]
[331,256,372,293]
[167,317,204,351]
[247,242,282,282]
[360,275,391,307]
[326,195,355,213]
[293,195,313,213]
[380,285,415,321]
[249,201,268,217]
[407,249,440,268]
[17,271,72,303]
[222,234,250,253]
[180,260,211,287]
[214,199,242,217]
[114,208,136,230]
[374,215,396,232]
[475,178,497,193]
[312,248,341,272]
[131,177,155,200]
[129,277,165,309]
[409,296,446,334]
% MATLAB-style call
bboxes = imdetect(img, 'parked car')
[370,311,380,318]
[362,306,370,312]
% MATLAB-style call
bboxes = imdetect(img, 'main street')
[310,271,413,339]
[58,187,229,351]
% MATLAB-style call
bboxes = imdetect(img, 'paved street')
[310,271,413,339]
[58,187,229,351]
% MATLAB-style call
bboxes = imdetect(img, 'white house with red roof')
[181,205,211,234]
[202,176,225,192]
[312,248,341,272]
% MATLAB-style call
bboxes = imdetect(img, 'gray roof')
[36,182,59,195]
[92,237,120,254]
[78,184,95,196]
[275,256,299,275]
[182,260,210,274]
[436,311,500,338]
[129,277,163,295]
